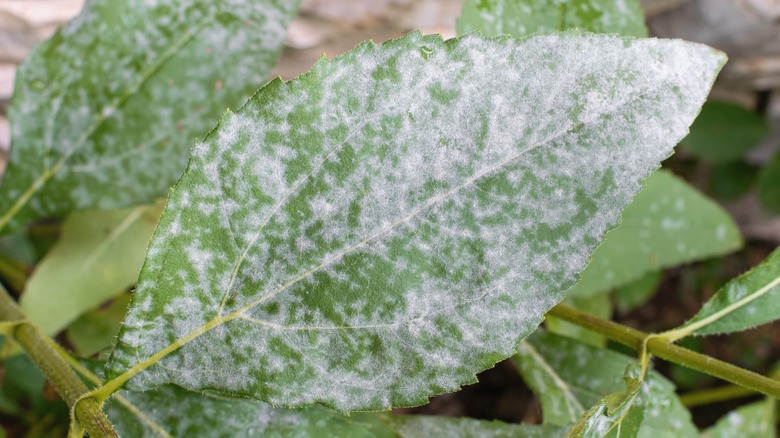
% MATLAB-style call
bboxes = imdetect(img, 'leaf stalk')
[547,303,780,400]
[0,284,117,437]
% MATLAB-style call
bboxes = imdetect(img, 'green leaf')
[107,385,375,438]
[0,0,300,234]
[567,365,643,438]
[666,245,780,339]
[71,357,378,438]
[368,413,567,438]
[107,381,565,438]
[515,342,585,425]
[457,0,647,38]
[709,161,757,201]
[514,330,698,437]
[106,32,724,411]
[66,293,132,357]
[681,101,768,163]
[758,150,780,215]
[613,270,661,313]
[19,202,163,335]
[703,399,776,438]
[568,170,742,297]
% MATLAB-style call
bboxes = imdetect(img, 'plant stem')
[678,385,756,408]
[0,284,117,437]
[547,303,780,400]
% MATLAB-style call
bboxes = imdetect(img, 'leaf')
[709,161,757,201]
[107,383,565,438]
[19,202,163,335]
[613,270,661,313]
[106,384,375,438]
[457,0,647,38]
[758,150,780,215]
[680,101,768,164]
[567,366,643,438]
[567,170,742,297]
[515,342,585,425]
[106,32,724,411]
[702,399,776,438]
[514,330,698,437]
[666,245,780,339]
[66,294,132,357]
[366,413,567,438]
[0,0,300,234]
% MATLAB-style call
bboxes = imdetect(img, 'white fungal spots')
[457,0,647,38]
[0,0,298,233]
[108,33,723,411]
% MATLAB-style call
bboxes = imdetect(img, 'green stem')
[547,304,780,400]
[678,385,756,408]
[0,284,117,437]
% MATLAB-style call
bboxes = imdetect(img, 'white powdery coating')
[457,0,646,38]
[108,32,723,411]
[0,0,298,232]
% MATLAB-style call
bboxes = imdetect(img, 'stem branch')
[547,303,780,400]
[0,284,117,437]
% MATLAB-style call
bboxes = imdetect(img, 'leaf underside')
[107,32,723,412]
[0,0,299,233]
[516,330,698,437]
[702,399,776,438]
[20,203,163,335]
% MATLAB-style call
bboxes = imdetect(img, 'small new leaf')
[106,32,724,411]
[664,246,780,340]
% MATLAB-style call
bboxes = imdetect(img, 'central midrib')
[105,50,674,394]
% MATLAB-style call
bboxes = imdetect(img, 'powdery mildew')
[457,0,647,38]
[0,0,298,233]
[107,32,723,411]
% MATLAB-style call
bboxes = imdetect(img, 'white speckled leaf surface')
[0,0,299,233]
[106,32,724,411]
[457,0,647,38]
